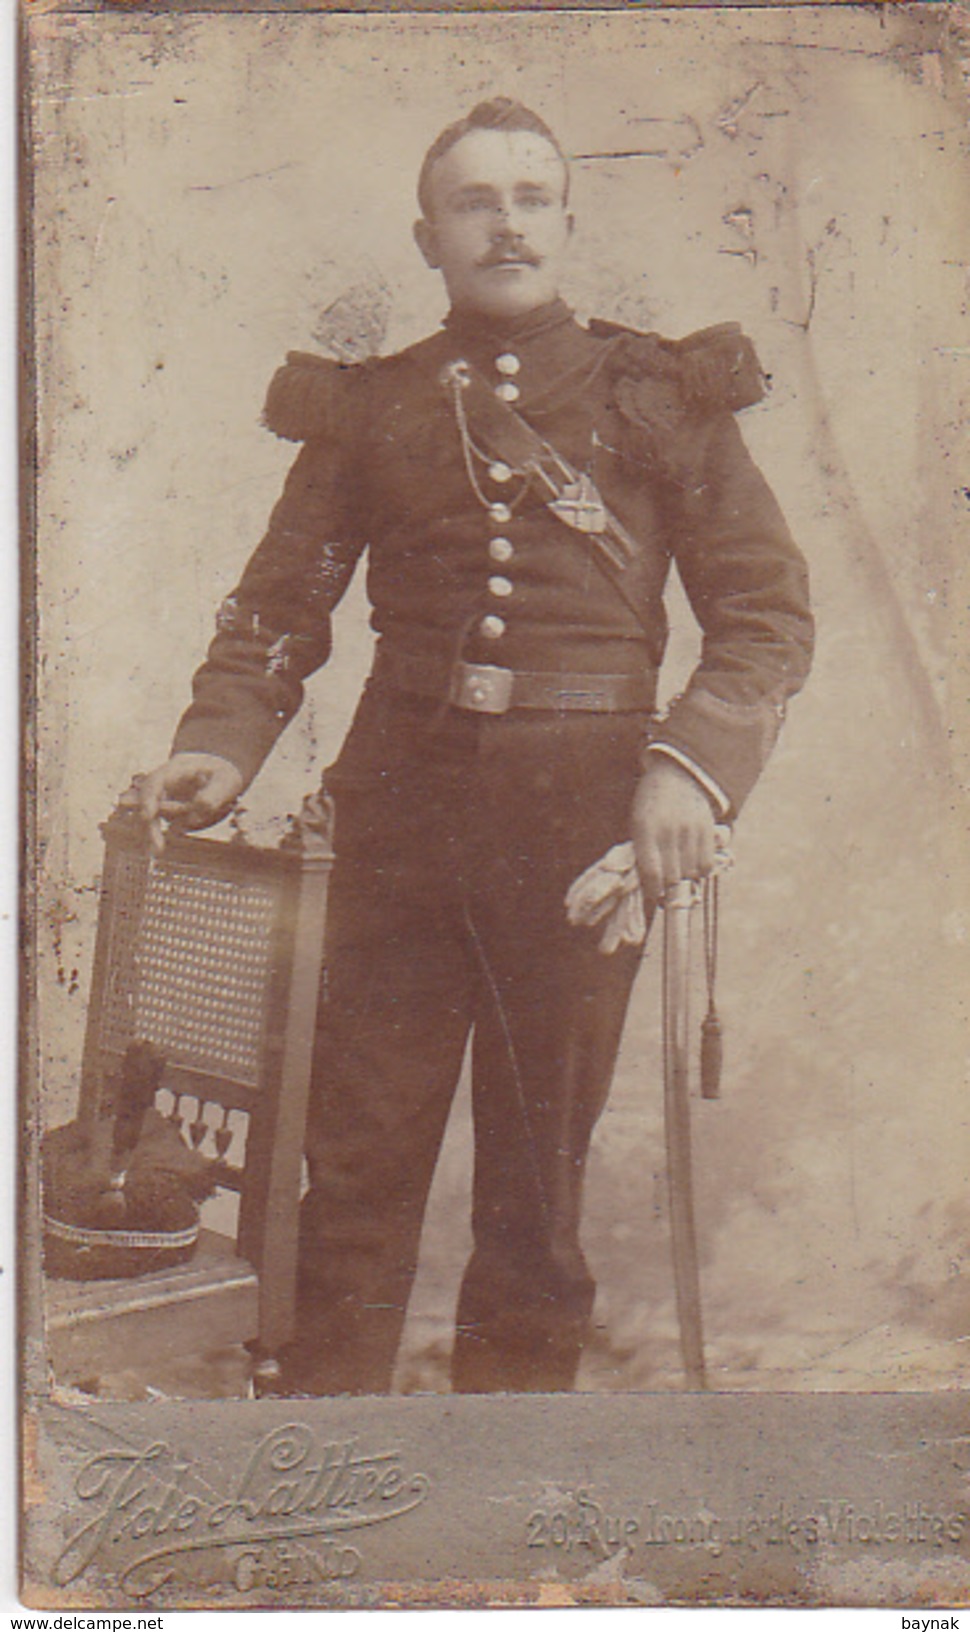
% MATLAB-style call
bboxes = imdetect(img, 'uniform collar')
[442,297,576,352]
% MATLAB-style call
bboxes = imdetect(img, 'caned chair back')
[47,799,333,1380]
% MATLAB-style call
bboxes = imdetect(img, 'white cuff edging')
[645,743,731,818]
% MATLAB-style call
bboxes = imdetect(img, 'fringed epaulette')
[592,319,768,478]
[594,318,766,415]
[262,350,368,443]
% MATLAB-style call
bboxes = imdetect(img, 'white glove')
[565,830,733,955]
[564,842,647,953]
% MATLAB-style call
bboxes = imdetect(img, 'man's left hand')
[631,757,717,902]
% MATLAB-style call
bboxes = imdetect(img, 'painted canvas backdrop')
[29,4,969,1391]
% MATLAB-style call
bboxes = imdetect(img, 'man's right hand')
[126,753,246,854]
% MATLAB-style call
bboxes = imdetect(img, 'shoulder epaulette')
[594,319,768,416]
[262,350,372,443]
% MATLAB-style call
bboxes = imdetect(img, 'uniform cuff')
[644,744,731,818]
[171,717,278,790]
[648,684,788,818]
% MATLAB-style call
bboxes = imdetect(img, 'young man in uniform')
[135,99,813,1395]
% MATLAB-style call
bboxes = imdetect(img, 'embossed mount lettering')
[523,1487,970,1567]
[53,1424,432,1599]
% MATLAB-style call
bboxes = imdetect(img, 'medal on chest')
[547,473,609,535]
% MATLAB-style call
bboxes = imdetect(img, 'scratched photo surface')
[29,3,968,1410]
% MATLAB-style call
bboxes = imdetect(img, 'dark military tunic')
[173,297,813,1394]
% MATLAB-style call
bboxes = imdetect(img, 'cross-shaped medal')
[548,474,609,535]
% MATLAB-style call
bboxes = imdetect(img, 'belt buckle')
[450,661,514,715]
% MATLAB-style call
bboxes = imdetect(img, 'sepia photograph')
[22,0,970,1607]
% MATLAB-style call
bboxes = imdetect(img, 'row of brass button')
[482,353,520,638]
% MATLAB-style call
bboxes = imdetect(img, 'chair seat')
[45,1228,259,1386]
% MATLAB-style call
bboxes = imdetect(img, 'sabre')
[662,875,707,1388]
[661,831,731,1390]
[564,828,732,1388]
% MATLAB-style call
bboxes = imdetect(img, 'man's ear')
[413,217,439,269]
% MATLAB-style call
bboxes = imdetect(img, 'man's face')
[414,128,573,320]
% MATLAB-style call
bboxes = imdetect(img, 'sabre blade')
[662,879,707,1388]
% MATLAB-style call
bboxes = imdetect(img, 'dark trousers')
[288,684,650,1394]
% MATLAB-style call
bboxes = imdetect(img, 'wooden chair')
[43,797,333,1391]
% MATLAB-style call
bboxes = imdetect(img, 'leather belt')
[373,645,653,716]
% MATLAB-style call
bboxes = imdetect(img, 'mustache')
[477,245,541,269]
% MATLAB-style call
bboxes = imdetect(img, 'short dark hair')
[417,97,569,218]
